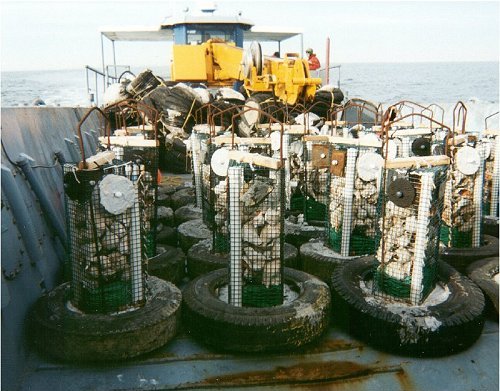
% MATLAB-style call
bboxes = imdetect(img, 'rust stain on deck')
[189,360,403,388]
[396,369,415,391]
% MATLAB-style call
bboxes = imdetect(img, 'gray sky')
[1,0,499,72]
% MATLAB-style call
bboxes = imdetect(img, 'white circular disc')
[456,146,481,175]
[357,152,384,181]
[270,131,281,151]
[211,148,230,177]
[99,174,135,215]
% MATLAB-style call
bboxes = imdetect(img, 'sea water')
[2,62,498,129]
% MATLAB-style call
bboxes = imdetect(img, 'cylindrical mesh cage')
[327,138,383,256]
[482,130,499,218]
[64,163,148,313]
[440,140,487,248]
[227,153,285,308]
[373,112,451,305]
[102,100,160,258]
[374,163,449,305]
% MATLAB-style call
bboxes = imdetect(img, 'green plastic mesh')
[80,280,132,313]
[374,262,437,300]
[328,226,377,256]
[242,283,283,307]
[440,225,473,248]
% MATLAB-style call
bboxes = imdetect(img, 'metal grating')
[228,157,285,308]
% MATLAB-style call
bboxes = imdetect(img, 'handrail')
[85,64,131,107]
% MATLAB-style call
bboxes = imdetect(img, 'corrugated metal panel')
[1,107,102,391]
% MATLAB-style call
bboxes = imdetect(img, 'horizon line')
[2,60,499,74]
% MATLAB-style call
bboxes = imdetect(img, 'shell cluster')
[240,177,282,287]
[376,200,419,280]
[329,176,379,239]
[442,167,475,232]
[73,195,133,290]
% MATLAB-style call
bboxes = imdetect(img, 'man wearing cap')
[306,48,321,70]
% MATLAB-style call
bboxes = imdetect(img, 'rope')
[181,99,197,131]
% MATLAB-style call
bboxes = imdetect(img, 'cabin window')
[186,28,234,44]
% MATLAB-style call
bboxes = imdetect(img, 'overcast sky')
[1,0,498,72]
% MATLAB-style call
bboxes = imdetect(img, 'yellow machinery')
[171,40,321,105]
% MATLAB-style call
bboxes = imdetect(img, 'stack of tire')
[307,86,344,119]
[139,82,208,173]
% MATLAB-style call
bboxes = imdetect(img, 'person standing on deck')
[306,48,320,71]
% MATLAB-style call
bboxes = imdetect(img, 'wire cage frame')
[383,101,448,159]
[441,102,487,248]
[226,109,286,308]
[193,103,230,228]
[482,112,499,218]
[102,100,160,258]
[373,112,451,305]
[326,135,384,257]
[65,107,152,314]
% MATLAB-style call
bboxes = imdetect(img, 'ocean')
[1,62,498,129]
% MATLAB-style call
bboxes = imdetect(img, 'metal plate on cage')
[456,146,481,175]
[412,137,431,156]
[99,174,136,215]
[357,152,383,181]
[270,131,281,152]
[330,150,346,176]
[388,178,415,208]
[211,148,230,177]
[311,144,330,169]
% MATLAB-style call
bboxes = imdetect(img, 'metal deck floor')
[20,319,498,391]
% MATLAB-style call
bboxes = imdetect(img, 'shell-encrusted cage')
[327,137,383,256]
[103,100,160,258]
[204,106,277,254]
[197,104,234,251]
[257,122,308,214]
[482,116,499,218]
[64,163,148,313]
[374,113,451,305]
[227,152,285,308]
[440,139,488,248]
[63,106,154,314]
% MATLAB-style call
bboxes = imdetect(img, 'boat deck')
[20,318,498,390]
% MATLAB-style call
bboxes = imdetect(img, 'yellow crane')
[171,39,321,105]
